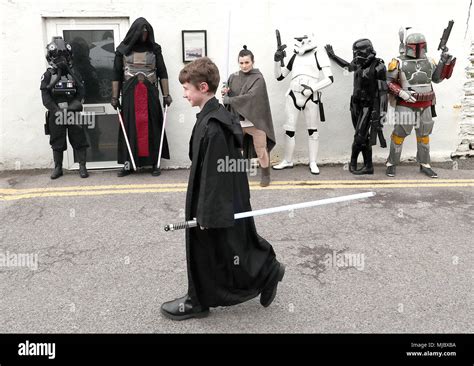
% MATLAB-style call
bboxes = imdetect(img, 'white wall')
[0,0,472,170]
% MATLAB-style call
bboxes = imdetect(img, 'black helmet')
[352,38,375,66]
[46,36,73,68]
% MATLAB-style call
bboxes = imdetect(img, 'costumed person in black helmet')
[222,45,276,187]
[111,17,172,177]
[40,36,89,179]
[325,39,388,175]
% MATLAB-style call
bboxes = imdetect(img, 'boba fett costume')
[40,36,89,179]
[385,29,456,178]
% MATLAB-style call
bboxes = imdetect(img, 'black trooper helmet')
[352,38,375,66]
[405,33,427,59]
[46,36,73,68]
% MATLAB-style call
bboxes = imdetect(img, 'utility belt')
[288,90,326,122]
[124,70,157,84]
[410,90,435,102]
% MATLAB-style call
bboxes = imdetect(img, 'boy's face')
[182,82,210,107]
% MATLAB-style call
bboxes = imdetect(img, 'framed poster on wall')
[182,30,207,62]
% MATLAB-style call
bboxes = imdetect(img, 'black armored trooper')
[40,36,89,179]
[325,39,388,174]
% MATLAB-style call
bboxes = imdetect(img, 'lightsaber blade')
[157,105,168,169]
[164,191,376,232]
[117,110,137,171]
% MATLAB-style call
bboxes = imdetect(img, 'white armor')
[273,34,333,174]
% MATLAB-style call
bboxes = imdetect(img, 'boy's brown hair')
[178,57,220,94]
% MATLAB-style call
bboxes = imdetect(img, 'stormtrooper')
[385,23,456,178]
[272,32,334,175]
[325,39,388,175]
[40,36,89,179]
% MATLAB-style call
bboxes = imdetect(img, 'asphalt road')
[0,162,473,333]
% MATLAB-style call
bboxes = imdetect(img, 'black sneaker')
[420,165,438,178]
[386,165,396,177]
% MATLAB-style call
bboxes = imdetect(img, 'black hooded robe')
[185,97,280,309]
[112,17,169,166]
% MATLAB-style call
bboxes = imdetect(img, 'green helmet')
[405,33,427,59]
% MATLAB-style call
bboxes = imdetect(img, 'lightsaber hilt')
[164,219,198,232]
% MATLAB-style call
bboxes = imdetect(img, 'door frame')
[44,17,130,170]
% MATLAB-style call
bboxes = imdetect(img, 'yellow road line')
[1,179,473,195]
[1,182,473,201]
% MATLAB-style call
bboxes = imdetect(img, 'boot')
[386,164,396,177]
[349,143,360,174]
[76,149,89,178]
[260,167,271,187]
[117,162,132,177]
[151,164,161,176]
[273,133,295,170]
[50,150,63,180]
[353,146,374,175]
[308,132,320,175]
[260,263,285,307]
[420,165,438,178]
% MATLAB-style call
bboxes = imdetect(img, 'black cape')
[185,97,279,309]
[113,17,169,165]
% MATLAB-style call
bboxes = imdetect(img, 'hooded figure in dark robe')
[111,17,172,176]
[161,89,285,320]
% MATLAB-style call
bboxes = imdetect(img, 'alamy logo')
[322,251,365,271]
[0,251,38,271]
[216,156,257,176]
[18,340,55,359]
[55,110,96,129]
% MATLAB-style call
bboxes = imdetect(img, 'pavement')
[0,161,473,333]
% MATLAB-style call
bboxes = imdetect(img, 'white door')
[45,17,129,169]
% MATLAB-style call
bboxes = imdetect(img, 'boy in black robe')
[161,57,285,320]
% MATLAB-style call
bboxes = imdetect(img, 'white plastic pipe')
[157,105,168,169]
[117,110,137,171]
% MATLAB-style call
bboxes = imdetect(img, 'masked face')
[141,25,149,43]
[47,38,72,69]
[405,42,427,58]
[294,34,317,55]
[352,39,375,66]
[404,33,427,59]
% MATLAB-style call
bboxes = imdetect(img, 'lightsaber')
[157,105,168,169]
[221,2,232,94]
[164,191,375,232]
[117,110,137,171]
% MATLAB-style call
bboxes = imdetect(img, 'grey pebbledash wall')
[0,0,472,171]
[453,41,474,158]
